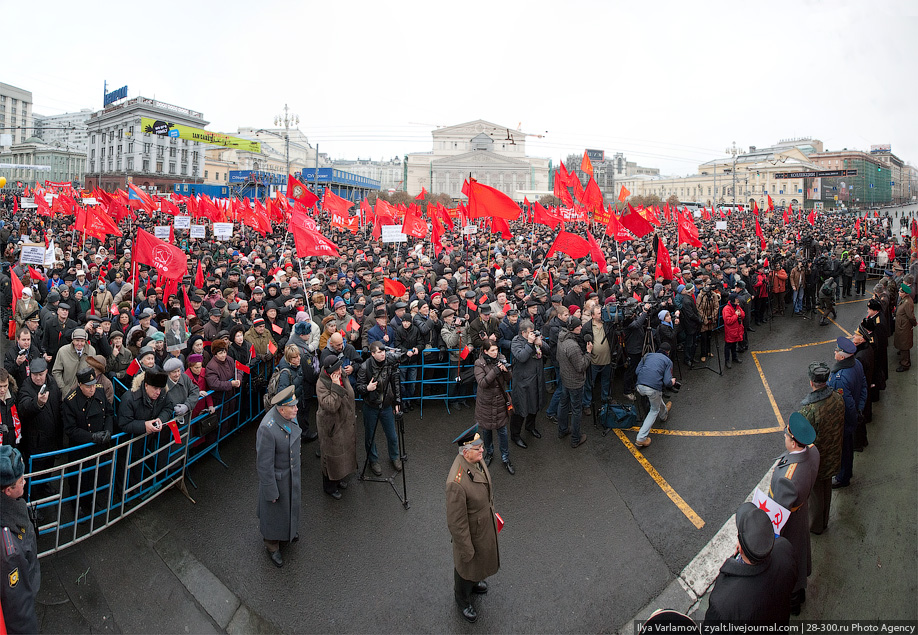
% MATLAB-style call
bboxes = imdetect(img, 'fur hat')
[210,339,228,354]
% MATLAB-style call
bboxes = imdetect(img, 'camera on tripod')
[383,347,407,365]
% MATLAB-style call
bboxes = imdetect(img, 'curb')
[619,460,779,634]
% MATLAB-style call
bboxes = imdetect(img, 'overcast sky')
[7,0,916,176]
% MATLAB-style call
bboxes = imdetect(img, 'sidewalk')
[621,352,918,630]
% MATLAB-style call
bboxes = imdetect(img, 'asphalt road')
[35,290,916,633]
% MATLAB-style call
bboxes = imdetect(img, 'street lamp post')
[726,141,743,211]
[274,104,299,182]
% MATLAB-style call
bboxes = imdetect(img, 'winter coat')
[445,453,500,583]
[799,386,845,480]
[117,387,176,436]
[697,290,721,333]
[679,294,702,335]
[245,326,276,358]
[17,375,63,454]
[355,356,401,410]
[722,302,745,343]
[205,356,238,406]
[166,372,201,415]
[3,342,41,389]
[893,295,915,351]
[274,359,305,405]
[789,267,806,291]
[557,328,591,389]
[828,357,867,433]
[51,343,97,393]
[771,268,788,293]
[315,372,357,481]
[473,356,512,431]
[256,407,301,542]
[509,335,547,417]
[0,492,41,635]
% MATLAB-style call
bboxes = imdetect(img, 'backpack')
[263,367,292,411]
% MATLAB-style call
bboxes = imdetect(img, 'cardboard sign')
[154,225,171,240]
[19,243,45,265]
[462,224,478,235]
[213,222,234,240]
[44,240,57,266]
[174,216,191,229]
[715,221,728,230]
[381,225,407,243]
[190,224,206,238]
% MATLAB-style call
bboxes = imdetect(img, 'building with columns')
[84,96,207,193]
[0,136,87,186]
[405,120,550,201]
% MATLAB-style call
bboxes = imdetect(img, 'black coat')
[3,342,42,388]
[704,537,797,625]
[355,356,401,410]
[17,376,63,455]
[117,388,176,436]
[62,384,114,449]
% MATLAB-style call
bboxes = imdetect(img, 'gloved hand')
[262,352,274,361]
[91,430,111,444]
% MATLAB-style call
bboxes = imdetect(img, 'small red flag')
[235,360,251,375]
[249,343,256,360]
[7,319,16,340]
[479,294,488,305]
[165,419,183,445]
[459,345,472,360]
[126,358,141,376]
[415,187,427,200]
[580,151,594,177]
[194,261,205,289]
[271,323,283,335]
[346,318,360,332]
[268,340,278,355]
[28,266,46,281]
[617,185,631,202]
[384,278,406,297]
[467,299,478,311]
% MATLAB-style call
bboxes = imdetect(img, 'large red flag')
[754,217,763,237]
[35,194,52,217]
[620,204,654,238]
[677,212,703,248]
[384,278,406,297]
[287,175,319,208]
[491,216,512,240]
[580,151,594,177]
[806,210,816,226]
[81,205,123,240]
[553,168,573,207]
[546,231,591,259]
[467,179,521,221]
[606,213,634,242]
[533,201,563,229]
[400,206,428,239]
[767,194,774,212]
[292,224,340,258]
[133,228,188,279]
[617,185,631,202]
[322,188,353,216]
[580,176,604,212]
[586,232,608,274]
[194,260,205,289]
[415,187,427,201]
[655,237,673,280]
[782,207,790,225]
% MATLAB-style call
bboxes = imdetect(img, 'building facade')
[0,137,87,185]
[84,96,207,193]
[0,83,33,147]
[809,149,892,208]
[235,127,316,175]
[33,109,93,154]
[406,120,550,201]
[330,157,402,192]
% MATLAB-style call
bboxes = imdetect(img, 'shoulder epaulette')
[2,527,15,556]
[66,390,77,400]
[454,468,462,484]
[785,463,797,480]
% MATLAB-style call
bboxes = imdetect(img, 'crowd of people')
[0,186,916,627]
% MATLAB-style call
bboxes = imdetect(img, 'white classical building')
[406,120,550,201]
[84,96,208,193]
[0,136,87,185]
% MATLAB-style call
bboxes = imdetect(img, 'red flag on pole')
[292,224,340,258]
[754,218,763,237]
[655,237,673,280]
[384,278,406,297]
[466,179,521,221]
[133,228,188,279]
[234,360,251,375]
[164,419,183,445]
[580,151,594,177]
[125,358,141,376]
[620,204,654,238]
[415,187,427,200]
[546,231,591,259]
[287,175,319,208]
[586,232,608,274]
[617,185,631,202]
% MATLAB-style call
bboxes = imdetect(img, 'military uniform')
[799,387,845,534]
[769,444,820,597]
[62,381,114,512]
[445,429,500,621]
[1,493,41,634]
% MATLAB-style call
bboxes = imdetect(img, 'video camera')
[383,346,408,365]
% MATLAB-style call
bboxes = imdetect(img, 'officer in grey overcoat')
[769,412,820,615]
[256,386,301,568]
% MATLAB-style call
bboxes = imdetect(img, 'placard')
[19,198,37,209]
[462,224,479,235]
[190,225,206,238]
[715,221,728,230]
[44,240,57,266]
[213,222,234,239]
[752,487,790,535]
[174,216,191,229]
[19,243,45,265]
[154,225,171,240]
[381,225,407,243]
[693,211,701,218]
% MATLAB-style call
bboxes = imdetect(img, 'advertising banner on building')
[140,117,261,153]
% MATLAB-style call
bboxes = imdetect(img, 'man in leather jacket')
[355,341,403,476]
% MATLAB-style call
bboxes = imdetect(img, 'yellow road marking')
[827,316,852,336]
[752,351,785,428]
[627,426,783,437]
[613,429,705,529]
[754,340,836,354]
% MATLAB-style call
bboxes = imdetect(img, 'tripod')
[358,362,410,510]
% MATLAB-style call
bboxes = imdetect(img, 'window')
[101,148,105,158]
[144,143,151,154]
[143,159,150,171]
[91,150,95,159]
[170,148,176,157]
[128,125,134,136]
[127,157,134,171]
[215,172,219,181]
[205,170,209,179]
[169,162,176,174]
[156,161,163,172]
[224,173,228,182]
[128,143,133,153]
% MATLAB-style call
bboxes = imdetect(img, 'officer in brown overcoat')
[445,424,500,623]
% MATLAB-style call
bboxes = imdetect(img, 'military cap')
[478,303,492,315]
[735,502,775,563]
[0,446,25,488]
[453,423,483,447]
[807,361,830,383]
[836,336,856,355]
[271,385,298,407]
[867,298,882,311]
[77,366,97,386]
[787,412,816,445]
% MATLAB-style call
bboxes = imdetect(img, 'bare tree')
[666,194,680,208]
[539,194,560,206]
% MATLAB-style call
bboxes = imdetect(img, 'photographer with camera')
[4,326,41,389]
[623,302,651,399]
[508,321,548,448]
[474,342,514,474]
[555,316,592,449]
[697,282,721,363]
[634,342,678,448]
[356,341,403,476]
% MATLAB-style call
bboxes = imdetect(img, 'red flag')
[164,419,182,445]
[586,232,608,274]
[459,345,473,360]
[287,175,319,208]
[133,228,188,279]
[384,278,406,297]
[767,194,774,212]
[617,185,631,202]
[125,358,141,377]
[754,218,763,237]
[415,187,427,200]
[346,318,360,332]
[28,266,46,281]
[292,224,340,259]
[466,179,521,221]
[546,231,591,259]
[580,176,604,212]
[430,214,445,258]
[782,207,790,225]
[806,210,816,226]
[606,213,634,242]
[128,184,157,211]
[268,340,278,355]
[182,285,196,319]
[553,167,573,207]
[491,216,512,240]
[161,198,181,216]
[400,206,428,239]
[322,188,353,217]
[580,151,594,177]
[533,202,563,229]
[655,237,673,280]
[677,212,703,248]
[194,261,204,289]
[10,270,24,307]
[620,204,654,238]
[753,200,759,216]
[235,360,251,375]
[855,216,861,238]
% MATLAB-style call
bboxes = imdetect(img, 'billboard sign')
[104,84,128,107]
[141,117,261,152]
[869,144,891,153]
[586,149,605,162]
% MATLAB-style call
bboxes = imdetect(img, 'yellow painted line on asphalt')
[613,429,705,529]
[827,316,852,336]
[626,426,783,437]
[755,340,836,354]
[751,351,786,428]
